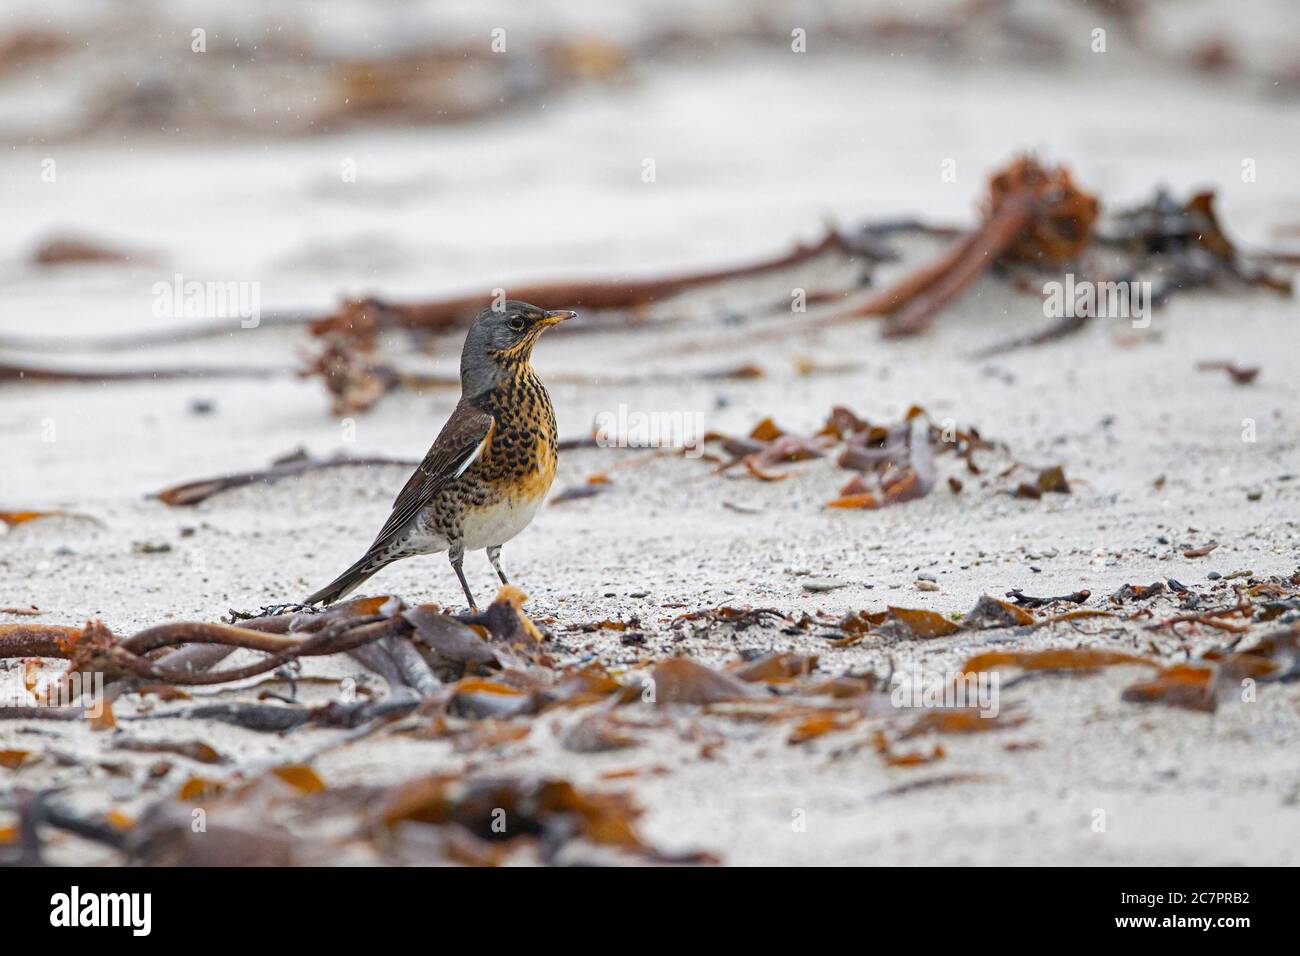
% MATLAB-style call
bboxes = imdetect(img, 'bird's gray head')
[460,300,576,396]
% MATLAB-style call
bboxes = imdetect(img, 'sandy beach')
[2,0,1299,866]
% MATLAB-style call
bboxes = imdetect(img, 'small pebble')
[914,580,940,592]
[803,577,847,593]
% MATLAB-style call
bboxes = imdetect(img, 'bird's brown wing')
[364,400,495,554]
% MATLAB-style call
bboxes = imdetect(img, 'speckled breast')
[417,367,558,550]
[476,367,558,493]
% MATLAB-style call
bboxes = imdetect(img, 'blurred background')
[2,0,1298,336]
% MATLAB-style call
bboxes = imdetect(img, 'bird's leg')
[486,545,509,585]
[449,546,477,612]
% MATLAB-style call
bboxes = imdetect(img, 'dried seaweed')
[1107,188,1293,301]
[670,606,797,633]
[32,235,153,266]
[307,229,867,344]
[825,156,1099,337]
[375,773,717,864]
[899,708,1026,738]
[153,448,421,506]
[10,571,1300,867]
[0,590,541,703]
[0,358,287,384]
[131,698,420,732]
[961,647,1156,675]
[1006,589,1090,608]
[704,403,1000,511]
[649,658,758,705]
[1197,360,1260,385]
[111,738,225,764]
[1120,665,1216,713]
[0,510,101,529]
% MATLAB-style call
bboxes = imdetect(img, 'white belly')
[458,494,545,552]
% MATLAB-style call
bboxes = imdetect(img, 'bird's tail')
[305,554,385,606]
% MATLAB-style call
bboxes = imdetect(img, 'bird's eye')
[508,316,525,332]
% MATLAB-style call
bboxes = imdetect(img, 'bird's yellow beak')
[539,309,577,327]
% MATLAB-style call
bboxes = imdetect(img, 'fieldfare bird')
[306,300,574,609]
